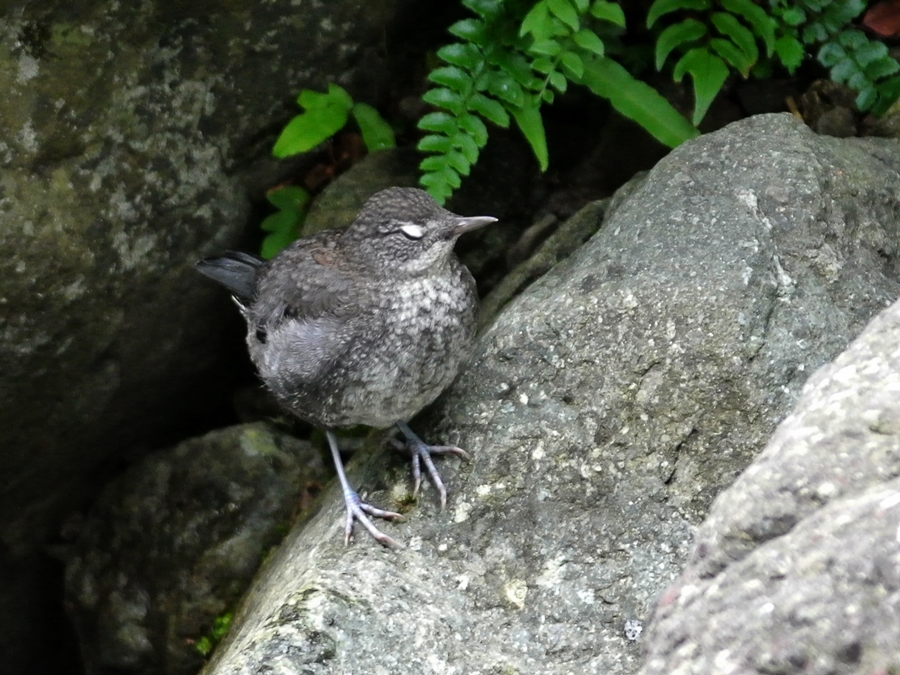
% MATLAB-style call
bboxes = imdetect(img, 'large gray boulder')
[0,0,410,671]
[199,114,900,674]
[64,422,328,675]
[640,294,900,675]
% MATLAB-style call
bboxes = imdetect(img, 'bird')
[196,187,497,545]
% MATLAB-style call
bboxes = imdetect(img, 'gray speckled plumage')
[196,187,496,545]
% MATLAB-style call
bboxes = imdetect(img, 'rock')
[0,0,412,671]
[64,422,328,675]
[301,148,421,237]
[640,295,900,675]
[198,114,900,674]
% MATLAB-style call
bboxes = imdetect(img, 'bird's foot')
[339,488,404,547]
[327,429,403,547]
[395,421,471,510]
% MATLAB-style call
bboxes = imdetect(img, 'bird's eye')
[398,223,425,240]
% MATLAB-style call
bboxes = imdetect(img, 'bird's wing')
[250,233,361,330]
[195,251,265,302]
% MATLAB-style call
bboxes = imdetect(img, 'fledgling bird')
[196,187,497,545]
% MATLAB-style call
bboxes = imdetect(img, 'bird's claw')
[395,425,471,510]
[341,489,404,547]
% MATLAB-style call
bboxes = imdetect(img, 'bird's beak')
[452,215,498,237]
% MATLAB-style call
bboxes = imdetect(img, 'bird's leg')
[326,430,403,547]
[395,421,471,510]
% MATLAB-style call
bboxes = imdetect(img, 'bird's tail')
[195,251,264,302]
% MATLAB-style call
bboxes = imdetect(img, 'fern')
[273,85,396,158]
[263,85,395,257]
[418,0,698,204]
[770,0,900,115]
[649,0,778,126]
[259,186,310,260]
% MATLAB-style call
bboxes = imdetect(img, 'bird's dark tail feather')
[195,251,264,301]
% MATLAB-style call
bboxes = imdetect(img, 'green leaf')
[542,89,556,103]
[530,39,563,56]
[419,154,450,172]
[573,29,605,56]
[510,104,549,171]
[548,0,579,32]
[266,186,310,212]
[847,71,867,92]
[655,19,707,71]
[573,0,589,12]
[710,12,758,65]
[521,2,552,40]
[450,19,488,46]
[721,0,775,56]
[549,70,568,92]
[273,85,354,158]
[467,93,511,126]
[261,224,300,260]
[452,131,481,163]
[837,29,868,52]
[774,35,805,72]
[273,113,344,158]
[442,166,462,188]
[647,0,711,28]
[420,182,452,203]
[351,103,396,151]
[422,87,466,115]
[823,1,865,30]
[457,113,489,145]
[710,38,752,76]
[437,42,484,70]
[417,134,452,153]
[484,70,526,106]
[865,56,900,81]
[853,40,889,68]
[830,58,860,84]
[446,150,471,176]
[580,56,699,146]
[532,57,556,74]
[296,84,353,112]
[428,65,473,93]
[589,1,626,27]
[780,8,805,26]
[855,83,878,112]
[418,111,458,135]
[872,78,900,116]
[419,169,455,204]
[560,50,584,80]
[817,42,846,68]
[802,22,828,45]
[490,49,541,88]
[673,47,730,125]
[260,208,301,234]
[463,0,504,20]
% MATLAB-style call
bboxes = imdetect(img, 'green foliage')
[769,0,900,115]
[264,86,395,257]
[260,186,310,260]
[417,0,698,203]
[419,0,900,203]
[273,85,396,158]
[195,612,233,658]
[649,0,777,125]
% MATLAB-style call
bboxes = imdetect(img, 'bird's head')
[342,187,497,277]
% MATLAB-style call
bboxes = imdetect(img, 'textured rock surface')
[64,422,328,675]
[0,0,410,671]
[641,296,900,675]
[200,114,900,674]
